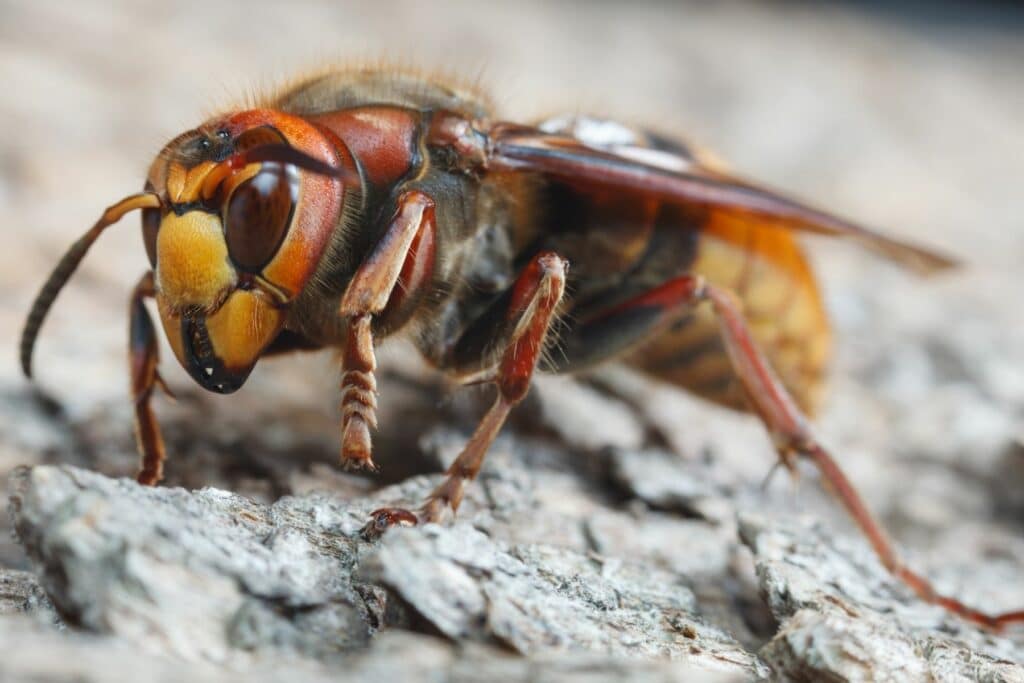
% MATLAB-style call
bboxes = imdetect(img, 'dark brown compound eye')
[224,163,298,272]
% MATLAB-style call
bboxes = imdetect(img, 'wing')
[486,120,955,275]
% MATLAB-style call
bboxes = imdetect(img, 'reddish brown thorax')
[312,106,421,188]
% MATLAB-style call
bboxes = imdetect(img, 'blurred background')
[1,0,1023,640]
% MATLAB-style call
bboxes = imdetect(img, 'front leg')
[366,252,567,535]
[338,190,436,470]
[129,272,172,485]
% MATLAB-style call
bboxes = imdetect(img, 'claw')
[342,454,379,473]
[760,452,800,492]
[361,507,418,540]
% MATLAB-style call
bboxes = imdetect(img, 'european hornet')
[19,67,1023,629]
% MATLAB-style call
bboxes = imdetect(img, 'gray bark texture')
[3,2,1024,681]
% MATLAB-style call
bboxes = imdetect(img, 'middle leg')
[365,252,567,535]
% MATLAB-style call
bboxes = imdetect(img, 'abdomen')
[531,115,832,416]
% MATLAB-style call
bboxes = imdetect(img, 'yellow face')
[141,110,348,393]
[147,154,294,393]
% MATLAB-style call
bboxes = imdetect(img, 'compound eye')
[224,163,298,272]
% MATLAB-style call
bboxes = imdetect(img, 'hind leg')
[556,272,1022,628]
[689,279,1024,628]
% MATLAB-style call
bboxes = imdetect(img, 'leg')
[596,273,1021,629]
[697,280,1023,629]
[337,190,436,470]
[420,251,567,520]
[364,252,567,536]
[130,272,172,485]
